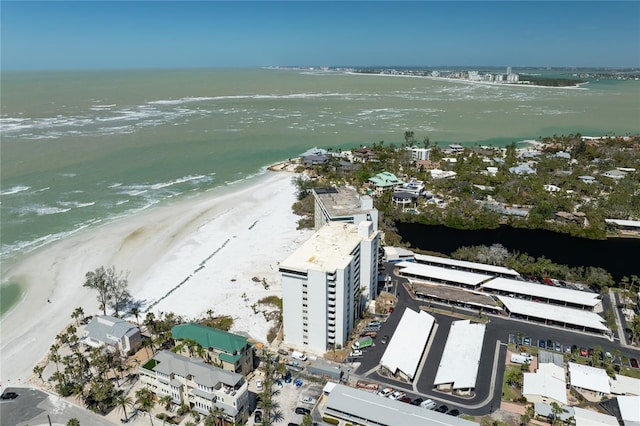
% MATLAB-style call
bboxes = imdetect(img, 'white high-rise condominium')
[313,187,379,231]
[279,221,380,353]
[507,66,512,75]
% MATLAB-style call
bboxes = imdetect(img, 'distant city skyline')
[1,1,638,71]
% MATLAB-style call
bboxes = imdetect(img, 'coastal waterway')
[396,223,640,283]
[1,68,639,314]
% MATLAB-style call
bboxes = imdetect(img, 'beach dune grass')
[200,315,234,332]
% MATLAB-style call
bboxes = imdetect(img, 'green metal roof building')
[171,323,255,376]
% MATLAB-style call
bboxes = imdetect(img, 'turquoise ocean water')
[1,68,639,314]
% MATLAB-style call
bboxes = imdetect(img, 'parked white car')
[388,391,406,400]
[300,396,317,405]
[420,399,437,410]
[256,379,263,391]
[376,387,393,397]
[349,350,363,357]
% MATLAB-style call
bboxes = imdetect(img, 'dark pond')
[395,223,640,283]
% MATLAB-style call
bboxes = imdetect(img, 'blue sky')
[2,1,639,70]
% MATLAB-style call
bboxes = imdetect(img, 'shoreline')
[0,169,313,387]
[343,71,589,90]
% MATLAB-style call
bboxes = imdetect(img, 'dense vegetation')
[294,132,640,241]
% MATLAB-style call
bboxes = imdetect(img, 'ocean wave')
[20,206,73,216]
[58,201,96,208]
[150,174,209,190]
[0,185,31,196]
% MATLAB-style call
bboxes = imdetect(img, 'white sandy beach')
[0,170,312,387]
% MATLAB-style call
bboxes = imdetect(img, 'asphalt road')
[0,387,114,426]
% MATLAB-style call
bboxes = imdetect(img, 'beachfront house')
[171,323,254,376]
[368,171,404,194]
[139,350,249,424]
[82,315,141,357]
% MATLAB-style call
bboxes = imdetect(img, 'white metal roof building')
[382,246,415,263]
[569,362,611,396]
[497,296,609,334]
[573,407,619,426]
[380,308,435,381]
[414,253,520,278]
[482,277,601,311]
[396,261,493,289]
[433,320,486,394]
[617,395,640,426]
[523,363,568,405]
[610,374,640,396]
[324,383,479,426]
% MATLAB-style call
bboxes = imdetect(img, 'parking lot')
[248,373,324,426]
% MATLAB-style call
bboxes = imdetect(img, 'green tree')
[550,402,564,425]
[83,266,116,315]
[115,391,134,422]
[159,394,172,411]
[33,365,45,383]
[301,413,314,426]
[67,419,80,426]
[71,306,85,327]
[136,387,156,426]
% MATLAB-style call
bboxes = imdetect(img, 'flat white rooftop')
[414,253,520,276]
[610,374,640,396]
[523,370,567,405]
[314,187,374,218]
[497,296,609,332]
[482,277,601,307]
[396,261,493,287]
[325,384,479,426]
[617,395,640,425]
[380,308,435,380]
[434,320,486,390]
[573,407,619,426]
[569,362,611,394]
[280,221,373,272]
[605,219,640,228]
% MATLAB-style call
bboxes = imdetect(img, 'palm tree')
[519,404,534,425]
[49,344,61,375]
[141,337,154,359]
[550,402,564,425]
[115,391,134,422]
[130,306,141,327]
[71,307,85,327]
[33,365,45,383]
[159,394,172,411]
[211,405,226,426]
[136,387,156,426]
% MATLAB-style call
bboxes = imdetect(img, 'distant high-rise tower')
[507,66,512,75]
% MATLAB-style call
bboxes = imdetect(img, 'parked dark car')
[410,398,424,406]
[254,410,263,424]
[447,409,460,416]
[0,392,18,400]
[399,396,412,403]
[523,336,531,346]
[295,407,310,415]
[381,335,389,345]
[538,340,545,349]
[588,348,595,357]
[435,405,448,413]
[630,358,639,369]
[546,339,553,348]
